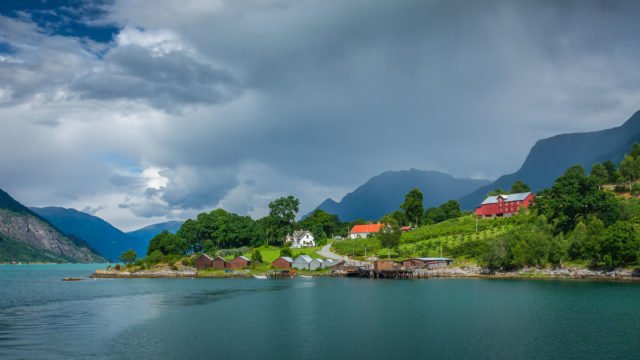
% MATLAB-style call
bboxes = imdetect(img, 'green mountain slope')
[0,189,105,263]
[459,110,640,209]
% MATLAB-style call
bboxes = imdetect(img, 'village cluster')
[194,191,534,277]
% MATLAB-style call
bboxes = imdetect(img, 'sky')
[1,0,640,231]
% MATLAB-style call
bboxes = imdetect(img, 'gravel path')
[318,243,346,261]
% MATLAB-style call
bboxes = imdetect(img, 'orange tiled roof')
[350,224,384,234]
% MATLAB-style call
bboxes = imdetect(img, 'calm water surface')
[1,264,639,360]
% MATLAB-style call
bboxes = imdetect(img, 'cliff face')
[0,209,104,263]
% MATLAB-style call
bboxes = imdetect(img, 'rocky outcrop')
[0,209,103,263]
[414,266,640,280]
[92,267,197,278]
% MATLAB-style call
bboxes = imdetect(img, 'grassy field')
[332,215,520,261]
[240,245,326,263]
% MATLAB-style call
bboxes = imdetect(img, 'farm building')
[374,260,401,271]
[272,256,293,269]
[476,192,534,218]
[228,256,251,269]
[285,230,316,248]
[349,223,384,239]
[310,258,323,271]
[212,256,229,270]
[195,254,214,270]
[401,257,453,270]
[321,259,335,269]
[292,254,313,270]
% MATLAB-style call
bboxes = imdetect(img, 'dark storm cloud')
[72,43,242,109]
[2,0,640,229]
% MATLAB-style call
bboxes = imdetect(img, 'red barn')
[228,256,251,269]
[475,192,534,218]
[212,256,229,270]
[271,256,293,269]
[195,254,214,270]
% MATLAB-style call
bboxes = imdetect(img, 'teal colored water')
[1,265,639,360]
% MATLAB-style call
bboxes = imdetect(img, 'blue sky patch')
[0,0,119,43]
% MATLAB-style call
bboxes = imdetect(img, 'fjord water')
[1,265,639,360]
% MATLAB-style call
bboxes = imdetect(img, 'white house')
[285,230,316,248]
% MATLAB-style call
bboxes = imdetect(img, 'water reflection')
[165,282,292,306]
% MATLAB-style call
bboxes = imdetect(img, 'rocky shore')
[92,267,197,278]
[414,266,640,281]
[90,265,640,281]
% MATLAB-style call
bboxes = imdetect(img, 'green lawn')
[241,245,325,264]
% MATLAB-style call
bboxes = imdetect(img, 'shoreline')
[89,266,640,282]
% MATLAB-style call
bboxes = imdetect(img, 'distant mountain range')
[32,208,184,262]
[0,189,104,263]
[458,110,640,209]
[127,221,184,243]
[311,110,640,219]
[313,169,491,221]
[31,207,146,262]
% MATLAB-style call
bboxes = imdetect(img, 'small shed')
[195,254,214,270]
[374,260,401,271]
[228,255,251,269]
[272,256,293,269]
[413,257,453,269]
[310,258,323,271]
[212,256,229,270]
[293,254,313,270]
[321,259,335,269]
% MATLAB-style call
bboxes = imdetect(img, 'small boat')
[299,275,313,279]
[253,274,268,279]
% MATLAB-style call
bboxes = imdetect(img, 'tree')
[280,246,293,258]
[488,189,506,196]
[423,207,446,224]
[510,180,531,193]
[603,160,618,183]
[600,221,640,267]
[266,196,300,245]
[177,209,261,252]
[252,249,263,263]
[120,249,136,264]
[618,155,640,182]
[440,200,462,219]
[297,209,342,241]
[379,216,401,258]
[147,230,187,256]
[590,163,609,185]
[534,165,619,233]
[400,188,424,226]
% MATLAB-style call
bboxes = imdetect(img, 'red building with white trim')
[475,192,534,218]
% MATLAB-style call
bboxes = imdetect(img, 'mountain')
[127,221,184,243]
[459,110,640,209]
[31,207,148,262]
[312,169,491,221]
[0,189,104,263]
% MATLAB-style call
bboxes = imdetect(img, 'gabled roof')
[198,254,214,261]
[313,258,324,263]
[236,255,250,262]
[213,255,228,262]
[350,224,384,234]
[481,192,532,205]
[295,254,313,263]
[277,256,293,263]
